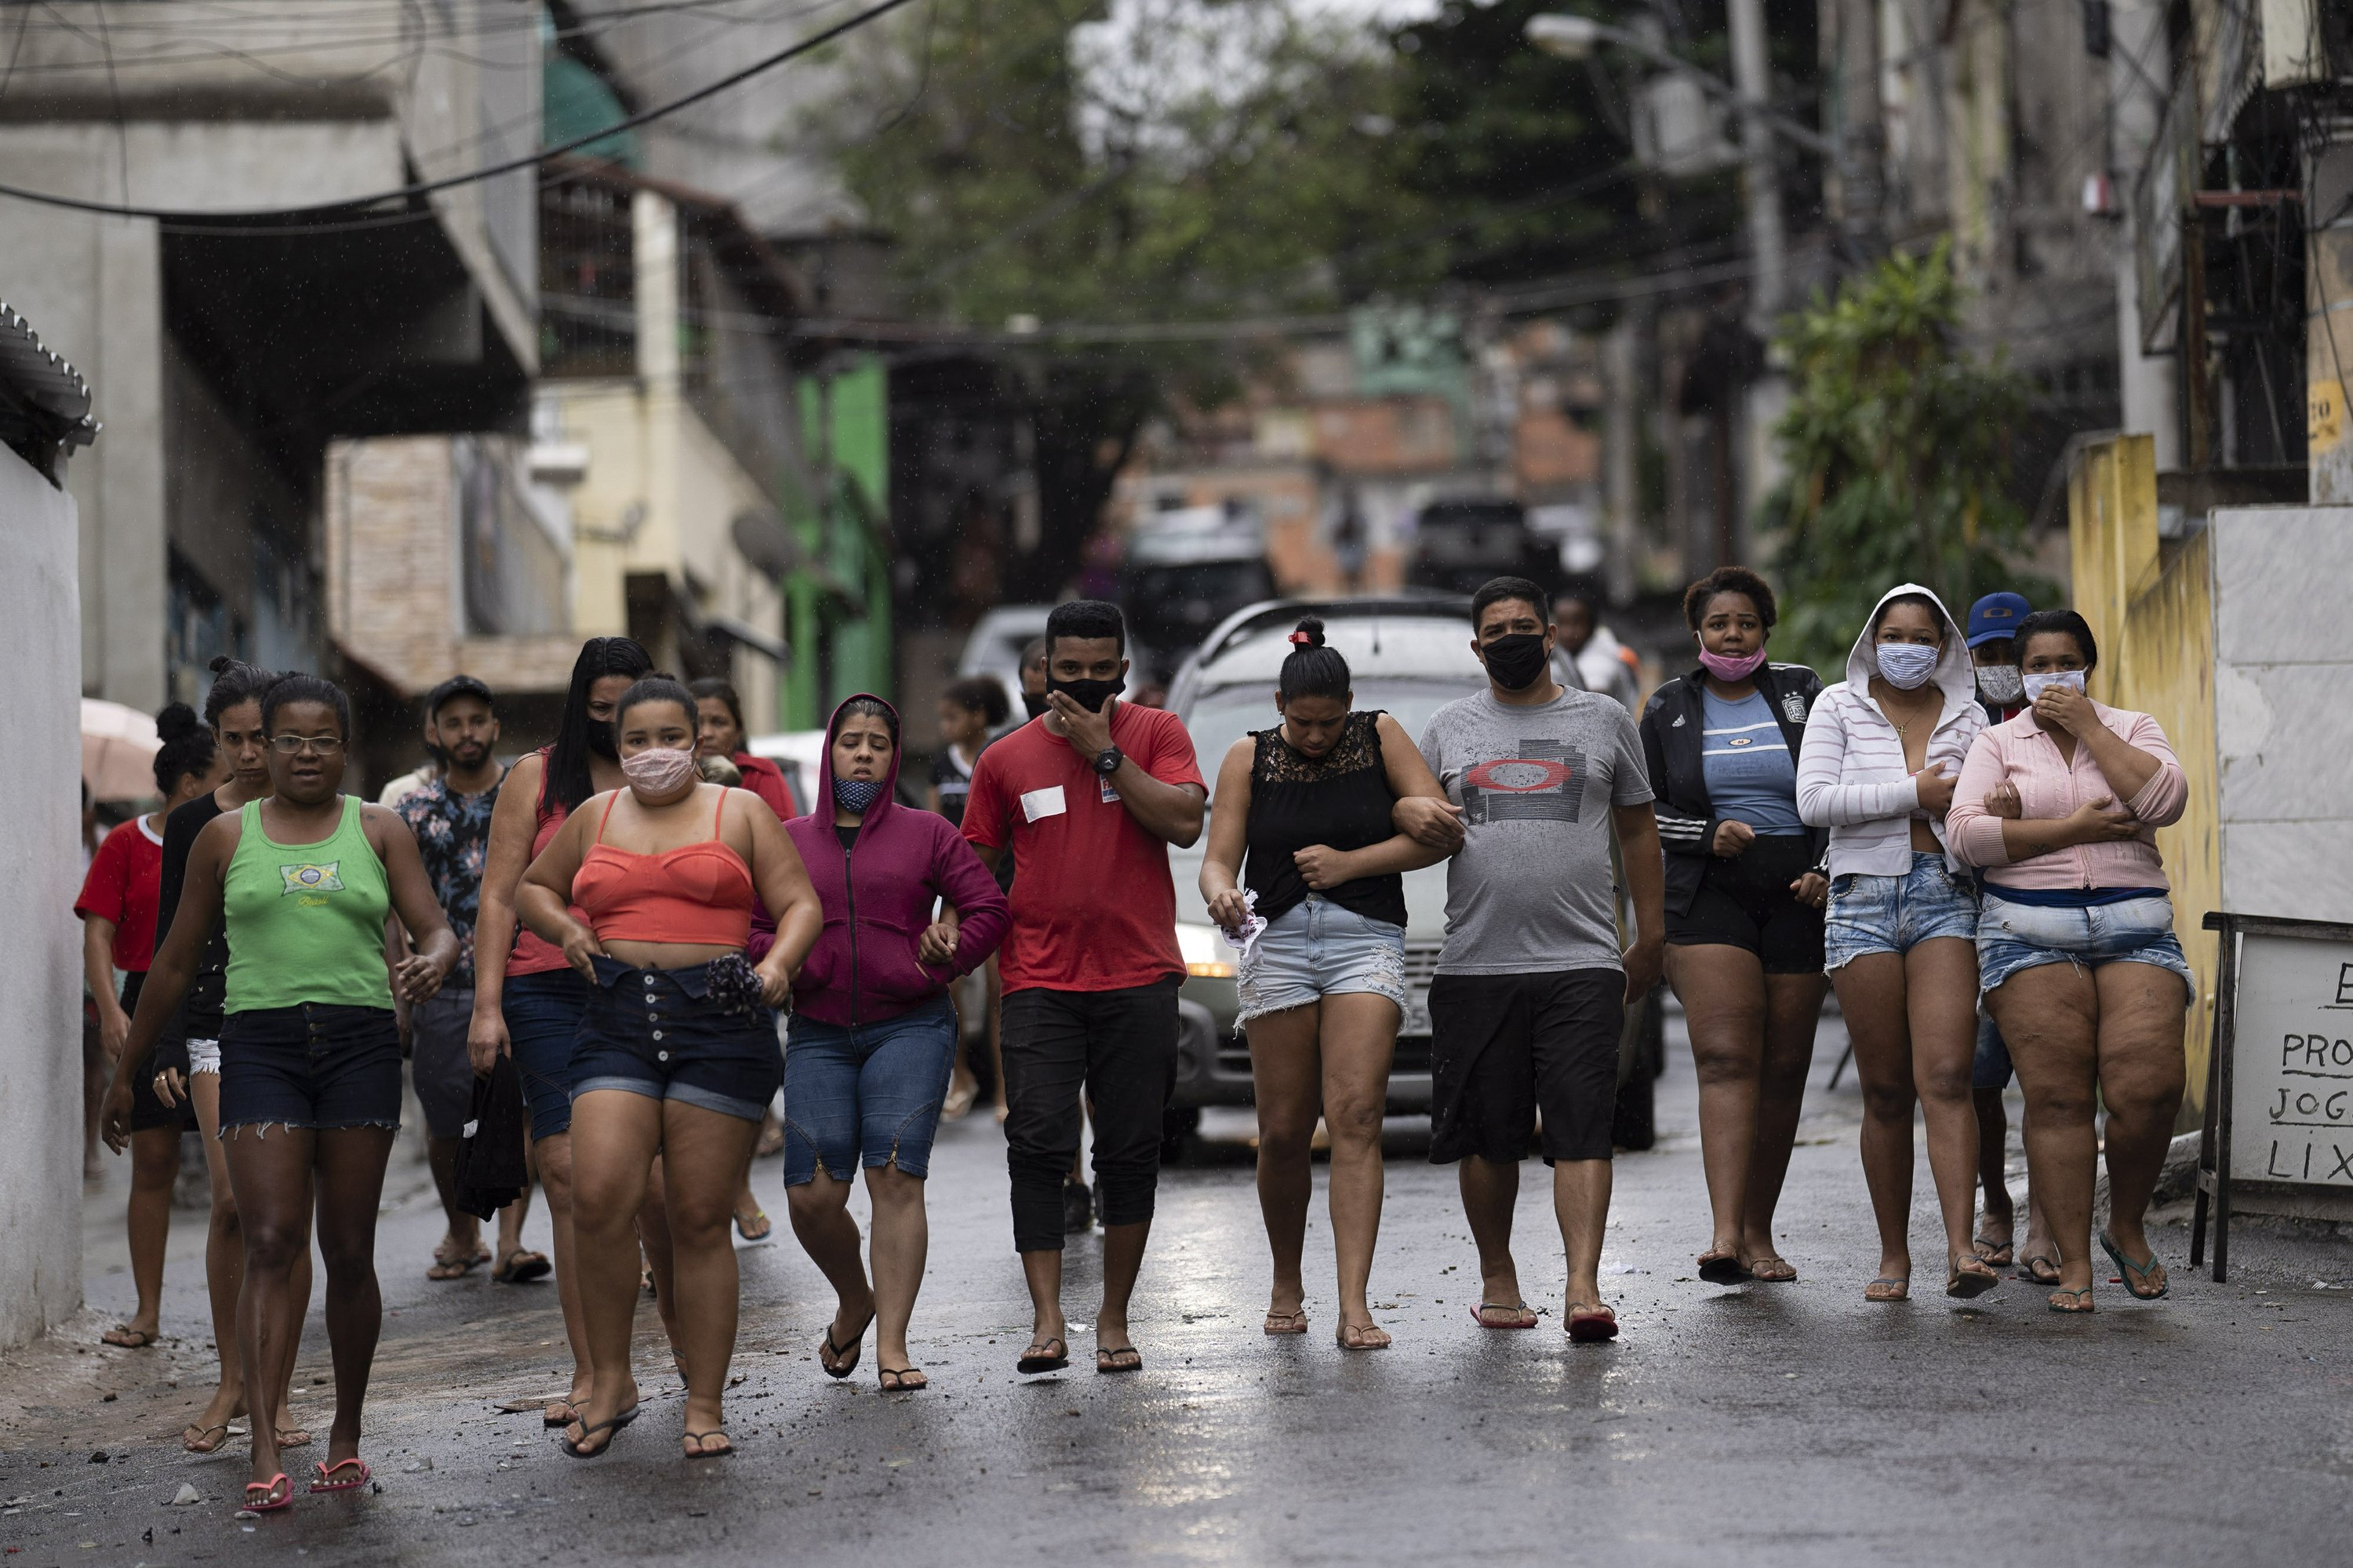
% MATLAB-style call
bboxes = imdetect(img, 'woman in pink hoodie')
[781,696,1009,1390]
[1948,609,2192,1314]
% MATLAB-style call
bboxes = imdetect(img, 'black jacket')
[1638,663,1827,917]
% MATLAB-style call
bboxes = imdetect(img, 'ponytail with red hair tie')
[1288,630,1315,646]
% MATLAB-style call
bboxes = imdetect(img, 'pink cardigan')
[1947,702,2188,891]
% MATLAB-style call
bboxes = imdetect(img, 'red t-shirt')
[75,816,165,973]
[962,704,1205,994]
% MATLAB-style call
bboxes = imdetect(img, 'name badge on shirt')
[1099,776,1122,804]
[1020,785,1067,823]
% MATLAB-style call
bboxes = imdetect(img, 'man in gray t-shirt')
[1395,577,1664,1347]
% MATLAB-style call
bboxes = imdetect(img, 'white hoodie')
[1795,582,1984,877]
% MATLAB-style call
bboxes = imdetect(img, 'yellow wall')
[2067,435,2220,1124]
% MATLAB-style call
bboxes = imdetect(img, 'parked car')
[1119,504,1275,683]
[955,604,1055,719]
[1406,497,1561,598]
[1158,596,1662,1150]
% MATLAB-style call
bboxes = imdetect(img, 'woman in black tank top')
[1198,617,1457,1351]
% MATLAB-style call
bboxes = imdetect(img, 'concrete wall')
[0,446,89,1346]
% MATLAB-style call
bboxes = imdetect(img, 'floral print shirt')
[395,773,501,990]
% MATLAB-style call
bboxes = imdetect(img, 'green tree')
[1766,242,2042,672]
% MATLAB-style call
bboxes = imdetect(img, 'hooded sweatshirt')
[1795,583,1984,877]
[784,695,1010,1028]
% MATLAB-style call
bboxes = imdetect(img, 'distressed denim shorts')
[1977,889,2195,1003]
[573,955,783,1124]
[1236,895,1407,1024]
[781,995,958,1184]
[1823,850,1980,973]
[216,1003,402,1137]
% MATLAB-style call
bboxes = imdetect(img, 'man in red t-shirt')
[962,599,1206,1377]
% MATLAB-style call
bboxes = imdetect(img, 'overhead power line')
[0,0,918,225]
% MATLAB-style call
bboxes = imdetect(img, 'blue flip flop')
[2098,1232,2168,1300]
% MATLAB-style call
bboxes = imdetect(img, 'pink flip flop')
[309,1458,370,1493]
[244,1473,294,1512]
[1567,1305,1620,1343]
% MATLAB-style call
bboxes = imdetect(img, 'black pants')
[1000,977,1180,1253]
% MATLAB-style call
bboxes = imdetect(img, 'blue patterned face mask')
[833,776,886,815]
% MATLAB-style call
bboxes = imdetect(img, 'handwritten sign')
[2228,932,2353,1188]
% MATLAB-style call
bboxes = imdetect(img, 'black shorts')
[1667,835,1825,975]
[120,973,197,1135]
[218,1004,403,1136]
[1427,969,1624,1166]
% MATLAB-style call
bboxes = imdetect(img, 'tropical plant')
[1765,241,2043,671]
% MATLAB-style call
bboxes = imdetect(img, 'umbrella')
[82,697,161,801]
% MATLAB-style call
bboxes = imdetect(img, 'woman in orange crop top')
[518,676,820,1461]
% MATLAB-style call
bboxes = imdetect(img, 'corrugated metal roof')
[0,300,99,449]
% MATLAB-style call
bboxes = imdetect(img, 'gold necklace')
[1875,682,1939,740]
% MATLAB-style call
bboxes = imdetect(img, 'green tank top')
[222,796,394,1013]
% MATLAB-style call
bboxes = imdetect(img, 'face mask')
[1975,664,2024,705]
[1021,691,1049,722]
[833,775,886,815]
[586,720,619,760]
[1875,642,1939,689]
[1479,632,1549,692]
[1697,647,1767,683]
[1046,672,1124,714]
[2022,668,2087,703]
[620,744,698,800]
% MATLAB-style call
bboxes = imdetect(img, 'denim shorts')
[1236,896,1407,1024]
[781,995,957,1184]
[1823,851,1979,973]
[217,1003,402,1137]
[573,955,783,1123]
[1977,890,2195,1003]
[504,968,589,1142]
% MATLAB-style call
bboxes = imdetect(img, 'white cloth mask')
[2022,669,2087,703]
[1875,642,1939,689]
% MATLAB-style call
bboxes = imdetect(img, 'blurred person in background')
[931,676,1013,1120]
[1554,585,1642,710]
[79,703,225,1347]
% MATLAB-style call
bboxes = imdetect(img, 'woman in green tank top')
[121,675,458,1512]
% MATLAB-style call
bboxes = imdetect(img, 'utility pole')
[1728,0,1784,328]
[1826,0,1885,258]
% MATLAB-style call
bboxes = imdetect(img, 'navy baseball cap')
[1966,592,2031,649]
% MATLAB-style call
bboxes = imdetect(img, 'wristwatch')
[1093,745,1124,777]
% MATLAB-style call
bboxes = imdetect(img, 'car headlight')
[1174,922,1236,979]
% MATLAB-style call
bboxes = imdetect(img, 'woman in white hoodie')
[1797,585,1999,1301]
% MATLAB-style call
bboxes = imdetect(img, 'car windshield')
[1181,682,1471,799]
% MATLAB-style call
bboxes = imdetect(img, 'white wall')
[0,444,89,1346]
[2210,506,2353,922]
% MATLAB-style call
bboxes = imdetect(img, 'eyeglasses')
[269,735,345,755]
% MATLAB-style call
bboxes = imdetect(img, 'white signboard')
[2228,930,2353,1188]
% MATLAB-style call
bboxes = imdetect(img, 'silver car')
[1158,595,1664,1148]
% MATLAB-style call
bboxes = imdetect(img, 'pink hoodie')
[1947,700,2188,891]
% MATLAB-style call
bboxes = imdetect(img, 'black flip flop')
[1697,1250,1747,1285]
[1016,1337,1069,1375]
[1096,1345,1144,1374]
[878,1366,928,1392]
[821,1308,875,1380]
[683,1429,734,1459]
[561,1404,638,1459]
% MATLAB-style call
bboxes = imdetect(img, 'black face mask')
[1479,632,1549,692]
[586,721,619,759]
[1021,691,1050,721]
[1046,673,1124,714]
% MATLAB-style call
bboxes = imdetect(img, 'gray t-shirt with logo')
[1418,687,1654,976]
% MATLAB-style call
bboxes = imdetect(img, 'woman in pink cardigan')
[1948,609,2195,1314]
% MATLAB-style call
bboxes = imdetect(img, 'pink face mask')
[1697,646,1768,683]
[620,744,699,801]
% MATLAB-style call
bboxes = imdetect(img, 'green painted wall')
[781,357,892,730]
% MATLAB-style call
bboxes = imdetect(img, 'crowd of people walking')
[78,570,2196,1499]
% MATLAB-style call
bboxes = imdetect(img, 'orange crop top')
[572,788,755,948]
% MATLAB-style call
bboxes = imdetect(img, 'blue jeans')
[573,955,784,1124]
[217,1003,402,1135]
[504,969,589,1142]
[781,995,958,1184]
[1236,895,1406,1023]
[1823,851,1979,973]
[1977,890,2194,1003]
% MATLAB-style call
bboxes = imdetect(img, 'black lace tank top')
[1242,710,1406,929]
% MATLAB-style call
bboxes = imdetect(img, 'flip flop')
[1336,1323,1391,1351]
[2098,1231,2169,1300]
[682,1429,734,1459]
[1743,1254,1799,1282]
[1096,1346,1144,1374]
[182,1422,231,1454]
[427,1244,489,1281]
[1864,1275,1911,1302]
[275,1428,312,1450]
[1972,1233,2016,1267]
[878,1366,929,1392]
[543,1398,583,1429]
[1697,1249,1747,1285]
[243,1473,293,1512]
[101,1325,156,1348]
[309,1458,369,1493]
[733,1206,773,1243]
[1016,1337,1069,1375]
[1946,1257,2002,1300]
[2016,1253,2062,1286]
[820,1308,875,1380]
[560,1405,638,1459]
[1471,1301,1537,1330]
[1566,1304,1620,1343]
[2046,1286,2096,1315]
[492,1248,551,1285]
[1263,1309,1309,1336]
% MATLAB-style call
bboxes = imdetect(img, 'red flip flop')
[309,1458,370,1493]
[1566,1306,1620,1343]
[244,1473,294,1512]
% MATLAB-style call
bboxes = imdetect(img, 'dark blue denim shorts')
[782,995,958,1184]
[504,968,590,1141]
[573,955,783,1123]
[217,1003,402,1137]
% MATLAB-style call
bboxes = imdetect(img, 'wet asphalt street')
[8,1006,2351,1567]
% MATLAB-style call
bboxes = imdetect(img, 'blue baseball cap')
[1966,591,2031,649]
